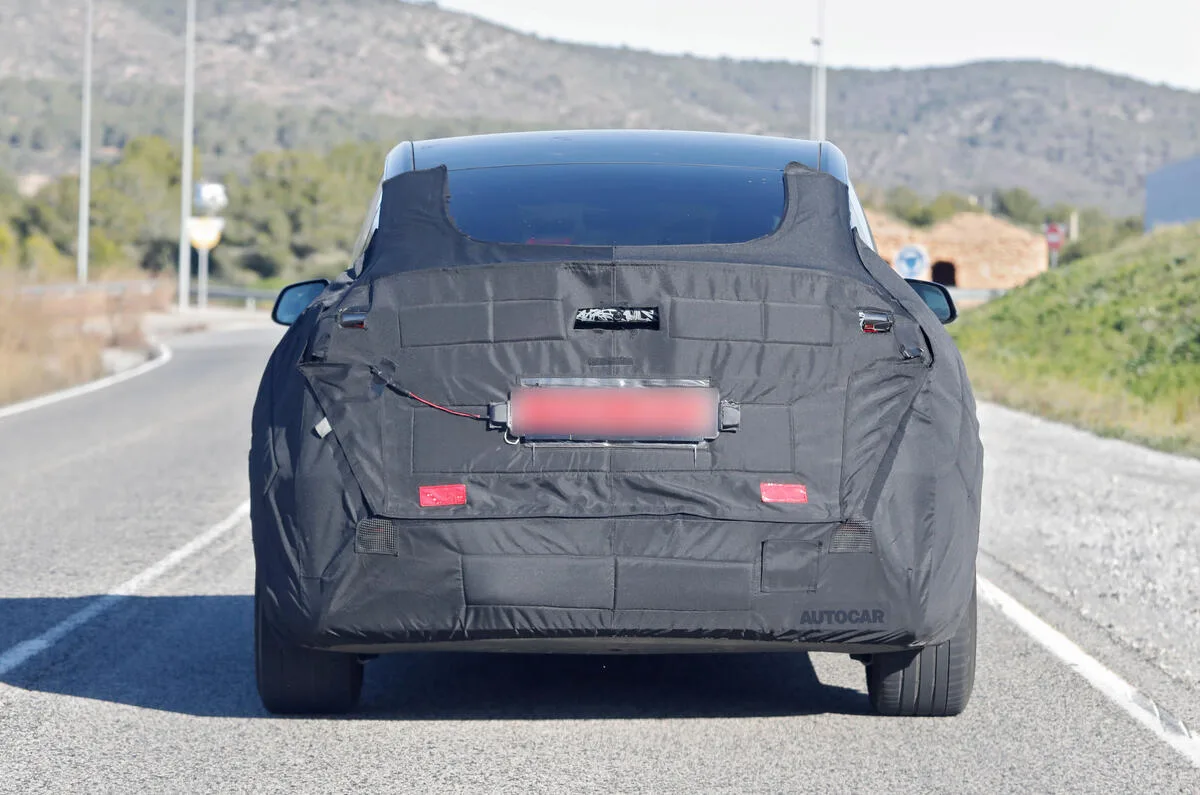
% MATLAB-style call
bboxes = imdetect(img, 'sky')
[436,0,1200,92]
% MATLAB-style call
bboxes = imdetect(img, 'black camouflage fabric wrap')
[250,163,983,652]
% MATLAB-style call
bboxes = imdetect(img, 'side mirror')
[271,278,330,326]
[905,279,957,325]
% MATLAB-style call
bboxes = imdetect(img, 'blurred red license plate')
[509,386,719,442]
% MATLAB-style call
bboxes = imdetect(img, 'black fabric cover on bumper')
[249,163,983,652]
[257,516,916,650]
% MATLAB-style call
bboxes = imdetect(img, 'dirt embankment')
[0,279,172,407]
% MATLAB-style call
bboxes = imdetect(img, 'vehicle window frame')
[354,161,876,272]
[349,182,382,276]
[847,181,876,250]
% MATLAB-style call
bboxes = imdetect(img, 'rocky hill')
[3,0,1198,213]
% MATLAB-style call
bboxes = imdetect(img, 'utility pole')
[76,0,94,285]
[817,0,827,141]
[809,0,827,141]
[809,46,818,138]
[177,0,197,311]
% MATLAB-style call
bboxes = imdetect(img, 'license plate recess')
[489,378,723,443]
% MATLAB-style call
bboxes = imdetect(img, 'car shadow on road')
[0,595,872,719]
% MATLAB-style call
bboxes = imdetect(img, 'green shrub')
[952,223,1200,456]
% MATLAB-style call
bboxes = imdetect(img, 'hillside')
[2,0,1199,212]
[951,223,1200,456]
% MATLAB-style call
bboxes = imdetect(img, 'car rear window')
[445,164,785,246]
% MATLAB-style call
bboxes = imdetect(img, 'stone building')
[865,210,1049,290]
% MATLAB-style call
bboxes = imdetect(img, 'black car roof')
[389,130,849,184]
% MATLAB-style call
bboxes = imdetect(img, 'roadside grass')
[0,274,169,407]
[950,222,1200,458]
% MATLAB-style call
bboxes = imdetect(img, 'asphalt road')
[0,326,1197,793]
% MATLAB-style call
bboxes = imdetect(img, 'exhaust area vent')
[356,517,399,556]
[830,521,873,554]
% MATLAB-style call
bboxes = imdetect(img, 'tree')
[0,167,20,222]
[883,187,980,227]
[0,224,19,271]
[925,192,981,224]
[91,135,186,247]
[992,187,1043,227]
[88,228,124,272]
[884,186,926,225]
[21,233,72,279]
[18,177,79,255]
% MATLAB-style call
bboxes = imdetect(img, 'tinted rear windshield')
[445,164,785,246]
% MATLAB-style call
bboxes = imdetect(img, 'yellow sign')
[187,217,225,251]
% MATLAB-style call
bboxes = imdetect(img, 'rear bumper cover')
[255,515,963,655]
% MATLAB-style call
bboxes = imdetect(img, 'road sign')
[194,181,229,215]
[187,216,225,310]
[1044,221,1066,269]
[894,244,930,280]
[1045,222,1065,252]
[187,216,225,251]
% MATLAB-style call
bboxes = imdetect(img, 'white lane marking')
[0,500,250,677]
[978,575,1200,768]
[0,341,172,421]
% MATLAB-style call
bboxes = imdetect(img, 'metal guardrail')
[195,284,279,302]
[188,283,279,311]
[9,279,278,305]
[6,280,279,315]
[947,287,1009,302]
[16,280,161,297]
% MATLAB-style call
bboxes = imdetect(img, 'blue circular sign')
[894,244,930,280]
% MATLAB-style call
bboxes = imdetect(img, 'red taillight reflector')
[509,386,719,442]
[419,484,467,507]
[760,483,808,504]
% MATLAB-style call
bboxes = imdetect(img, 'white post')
[809,41,818,138]
[197,247,209,310]
[177,0,196,311]
[815,0,827,141]
[76,0,94,285]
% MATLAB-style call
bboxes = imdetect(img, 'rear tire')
[255,587,363,715]
[865,588,976,716]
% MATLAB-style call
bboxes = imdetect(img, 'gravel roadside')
[977,400,1200,690]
